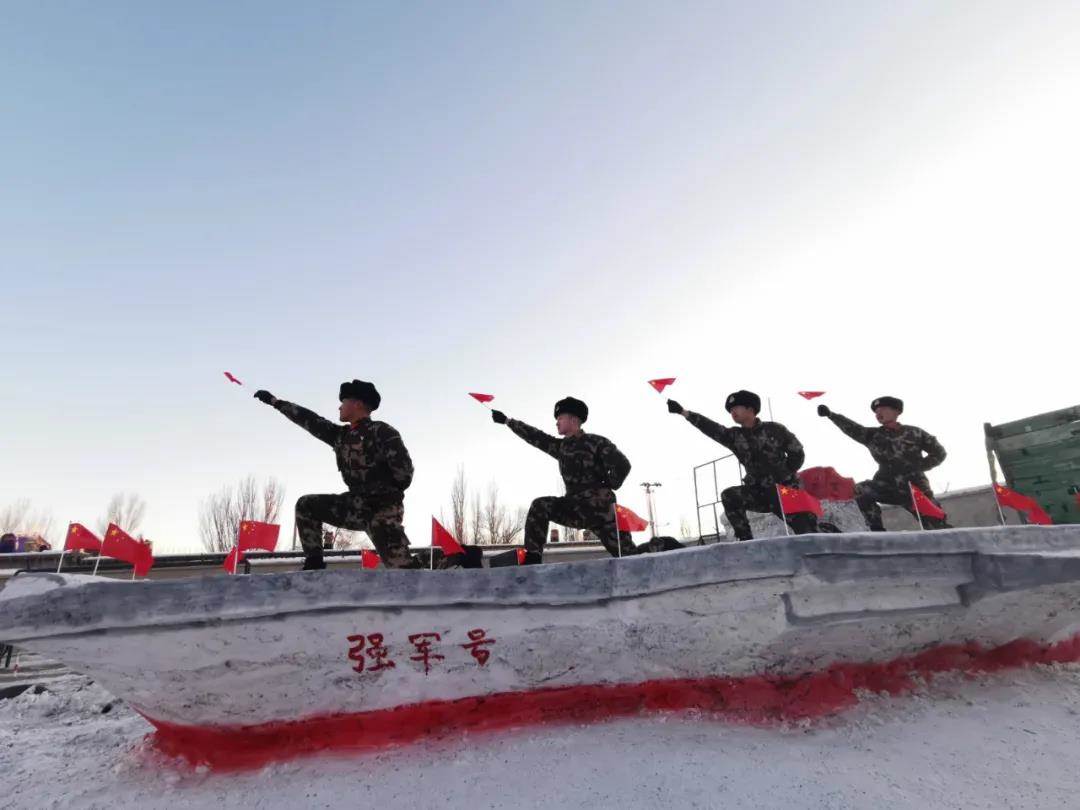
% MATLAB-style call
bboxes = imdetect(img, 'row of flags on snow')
[61,523,154,576]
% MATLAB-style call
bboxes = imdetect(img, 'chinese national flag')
[798,391,826,400]
[776,485,823,517]
[103,523,154,577]
[993,484,1052,525]
[909,485,946,520]
[648,378,676,394]
[361,550,380,569]
[431,517,465,556]
[615,504,649,532]
[238,520,279,553]
[468,393,495,403]
[64,523,102,553]
[222,547,241,574]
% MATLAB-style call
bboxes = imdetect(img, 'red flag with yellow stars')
[238,520,280,553]
[64,523,102,553]
[909,485,946,520]
[103,523,154,577]
[615,504,649,532]
[993,484,1052,525]
[776,485,823,517]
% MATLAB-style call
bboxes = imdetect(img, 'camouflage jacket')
[826,412,946,480]
[507,419,631,494]
[274,401,413,499]
[684,412,805,487]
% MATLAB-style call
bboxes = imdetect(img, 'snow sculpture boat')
[4,526,1080,769]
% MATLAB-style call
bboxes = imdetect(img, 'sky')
[2,1,1079,552]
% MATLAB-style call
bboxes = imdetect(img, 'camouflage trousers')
[295,493,418,568]
[855,475,949,531]
[525,488,637,558]
[720,483,818,541]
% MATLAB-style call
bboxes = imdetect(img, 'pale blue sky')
[3,2,1078,551]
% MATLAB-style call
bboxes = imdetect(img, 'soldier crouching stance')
[818,396,949,530]
[491,397,636,563]
[667,390,817,540]
[254,380,419,570]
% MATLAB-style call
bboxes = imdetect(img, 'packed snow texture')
[4,666,1080,809]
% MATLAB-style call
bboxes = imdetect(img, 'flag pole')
[232,544,240,575]
[57,523,70,573]
[430,516,435,571]
[776,485,790,536]
[612,494,623,558]
[992,485,1008,527]
[909,482,925,531]
[92,531,106,576]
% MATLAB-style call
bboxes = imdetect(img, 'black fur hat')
[339,379,381,410]
[554,396,588,423]
[725,390,761,414]
[871,395,903,414]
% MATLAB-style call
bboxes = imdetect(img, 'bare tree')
[98,492,146,536]
[0,499,55,542]
[679,516,695,540]
[469,490,483,544]
[198,476,284,552]
[450,466,468,545]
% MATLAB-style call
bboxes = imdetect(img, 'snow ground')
[4,666,1080,810]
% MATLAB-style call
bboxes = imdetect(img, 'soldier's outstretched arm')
[374,423,415,490]
[919,430,947,471]
[820,407,873,446]
[505,418,561,458]
[681,407,734,450]
[255,391,339,446]
[599,437,632,490]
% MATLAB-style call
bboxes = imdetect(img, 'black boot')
[302,553,326,571]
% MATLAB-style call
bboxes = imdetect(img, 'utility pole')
[640,482,662,538]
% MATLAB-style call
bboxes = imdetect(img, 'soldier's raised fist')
[254,390,276,406]
[817,404,830,417]
[667,399,684,415]
[491,409,508,425]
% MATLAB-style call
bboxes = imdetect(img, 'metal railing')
[693,454,743,543]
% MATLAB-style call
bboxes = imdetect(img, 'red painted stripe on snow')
[147,633,1080,771]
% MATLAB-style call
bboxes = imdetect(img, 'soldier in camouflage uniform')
[254,380,419,570]
[491,397,636,563]
[667,390,817,541]
[818,396,949,530]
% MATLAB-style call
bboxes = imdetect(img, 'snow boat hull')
[4,526,1080,768]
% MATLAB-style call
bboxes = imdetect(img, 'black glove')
[491,409,508,425]
[254,390,276,405]
[817,404,830,417]
[667,399,683,415]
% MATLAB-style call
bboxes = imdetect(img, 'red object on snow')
[797,391,825,400]
[993,484,1052,525]
[103,523,154,577]
[777,485,823,518]
[361,550,380,569]
[516,548,526,565]
[64,523,102,553]
[468,393,495,403]
[431,518,465,556]
[222,548,241,574]
[647,378,676,394]
[798,467,856,501]
[238,521,279,553]
[224,372,243,385]
[615,504,649,532]
[909,485,946,521]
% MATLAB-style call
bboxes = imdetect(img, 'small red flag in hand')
[431,517,465,556]
[64,523,102,553]
[909,485,946,520]
[615,504,649,532]
[469,393,495,403]
[361,549,380,569]
[648,378,676,394]
[798,391,825,400]
[224,371,243,385]
[993,484,1052,525]
[103,523,154,577]
[776,485,823,517]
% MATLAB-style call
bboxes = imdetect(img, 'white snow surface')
[4,667,1080,809]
